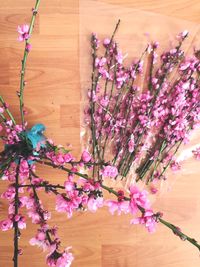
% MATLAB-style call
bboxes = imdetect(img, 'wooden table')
[0,0,200,266]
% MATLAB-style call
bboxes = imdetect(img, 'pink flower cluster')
[56,176,103,217]
[5,122,23,145]
[30,227,74,267]
[131,210,157,233]
[101,165,118,178]
[105,185,157,232]
[46,151,73,166]
[46,248,74,267]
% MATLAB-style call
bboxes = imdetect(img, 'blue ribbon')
[9,123,46,165]
[25,123,46,150]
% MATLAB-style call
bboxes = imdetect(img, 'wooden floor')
[0,0,200,266]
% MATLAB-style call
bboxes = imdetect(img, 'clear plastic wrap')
[79,0,200,195]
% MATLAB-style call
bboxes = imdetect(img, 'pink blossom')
[87,197,104,212]
[25,43,32,52]
[30,226,59,254]
[19,159,29,181]
[0,218,13,231]
[43,210,51,221]
[8,203,15,215]
[46,152,73,165]
[100,96,109,107]
[2,163,16,181]
[14,215,26,229]
[17,24,30,42]
[131,210,157,233]
[95,57,107,68]
[150,186,158,194]
[0,107,4,113]
[46,256,57,267]
[31,177,44,185]
[192,147,200,160]
[179,61,191,71]
[81,150,91,163]
[79,179,100,192]
[115,50,123,64]
[129,186,150,214]
[177,30,188,40]
[21,195,35,209]
[46,249,73,267]
[88,90,97,102]
[170,161,181,171]
[1,186,15,200]
[64,181,75,192]
[105,200,130,215]
[98,67,109,79]
[153,41,159,49]
[27,210,41,224]
[56,250,74,267]
[63,153,73,163]
[101,165,118,178]
[103,38,110,46]
[30,231,48,251]
[128,135,135,153]
[55,192,84,218]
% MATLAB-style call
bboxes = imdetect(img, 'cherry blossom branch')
[36,159,89,179]
[28,169,59,244]
[159,218,200,251]
[13,163,20,267]
[19,183,65,190]
[95,181,200,251]
[90,20,121,162]
[19,0,41,127]
[36,159,200,252]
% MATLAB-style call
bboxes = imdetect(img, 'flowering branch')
[159,218,200,251]
[19,0,41,127]
[13,163,20,267]
[36,158,200,252]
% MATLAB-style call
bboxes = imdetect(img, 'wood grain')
[0,0,200,266]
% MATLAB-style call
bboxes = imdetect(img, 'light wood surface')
[0,1,200,266]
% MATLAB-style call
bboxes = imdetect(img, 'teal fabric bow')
[24,123,46,164]
[25,123,46,150]
[7,123,46,165]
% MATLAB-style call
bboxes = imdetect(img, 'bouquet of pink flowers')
[0,1,200,267]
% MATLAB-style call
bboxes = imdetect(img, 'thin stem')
[19,0,41,126]
[37,159,89,179]
[28,169,54,244]
[140,140,167,183]
[13,162,20,267]
[19,183,65,190]
[157,140,182,180]
[148,47,155,92]
[0,96,16,125]
[105,19,121,57]
[159,218,200,251]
